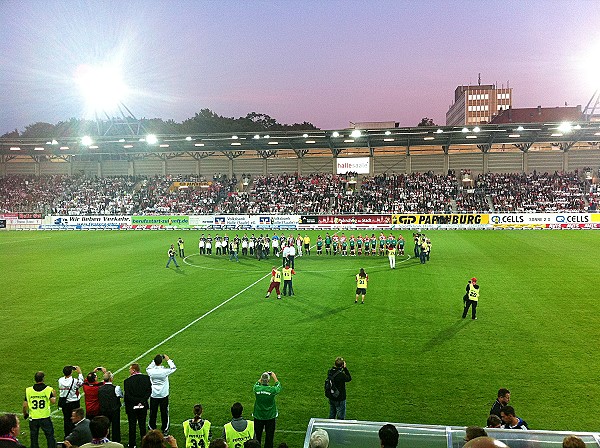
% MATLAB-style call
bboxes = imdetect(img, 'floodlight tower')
[95,102,146,136]
[583,90,600,122]
[75,63,147,136]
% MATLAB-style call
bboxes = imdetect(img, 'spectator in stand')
[309,429,328,448]
[378,424,398,448]
[62,408,92,448]
[141,430,177,448]
[486,415,502,428]
[80,416,123,448]
[0,414,25,448]
[563,436,586,448]
[464,427,487,442]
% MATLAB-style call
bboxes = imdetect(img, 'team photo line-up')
[167,233,434,267]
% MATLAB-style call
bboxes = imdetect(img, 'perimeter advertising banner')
[188,215,301,229]
[488,213,591,225]
[39,215,129,229]
[298,214,391,229]
[131,216,189,228]
[392,214,489,226]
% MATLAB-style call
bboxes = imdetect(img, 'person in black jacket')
[123,364,152,448]
[327,357,352,420]
[63,408,92,448]
[0,414,25,448]
[99,372,123,443]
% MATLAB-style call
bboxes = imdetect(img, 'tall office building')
[446,83,512,126]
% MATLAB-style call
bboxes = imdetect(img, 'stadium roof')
[1,122,600,159]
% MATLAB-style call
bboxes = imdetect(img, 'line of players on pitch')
[191,232,432,266]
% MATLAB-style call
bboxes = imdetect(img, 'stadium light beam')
[74,63,129,114]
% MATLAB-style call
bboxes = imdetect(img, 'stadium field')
[3,229,600,447]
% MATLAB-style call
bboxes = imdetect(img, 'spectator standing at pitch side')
[58,365,84,437]
[83,368,106,420]
[177,238,184,258]
[98,372,123,443]
[147,355,177,435]
[253,372,281,448]
[462,277,480,320]
[326,357,351,420]
[124,363,152,448]
[563,436,586,448]
[23,371,57,448]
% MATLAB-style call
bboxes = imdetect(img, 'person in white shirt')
[146,355,176,435]
[287,244,296,269]
[58,365,84,437]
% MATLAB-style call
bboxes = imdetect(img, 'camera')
[95,367,103,372]
[161,354,166,359]
[267,371,273,375]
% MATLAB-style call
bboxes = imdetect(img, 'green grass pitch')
[3,229,600,447]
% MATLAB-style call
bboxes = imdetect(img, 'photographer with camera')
[83,367,107,420]
[58,366,84,437]
[327,357,351,420]
[146,355,176,435]
[252,371,281,448]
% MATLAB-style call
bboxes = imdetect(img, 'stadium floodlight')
[516,126,525,131]
[461,127,469,133]
[558,122,572,133]
[332,131,340,137]
[81,135,93,146]
[253,134,260,139]
[385,130,392,135]
[264,135,270,139]
[232,135,238,139]
[436,129,443,133]
[350,129,362,138]
[146,134,158,145]
[74,63,128,114]
[473,126,481,133]
[302,133,309,138]
[185,136,192,141]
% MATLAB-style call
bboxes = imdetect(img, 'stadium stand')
[0,171,595,215]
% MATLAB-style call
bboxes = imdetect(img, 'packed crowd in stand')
[0,170,597,215]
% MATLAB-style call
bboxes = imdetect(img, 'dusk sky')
[1,0,599,134]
